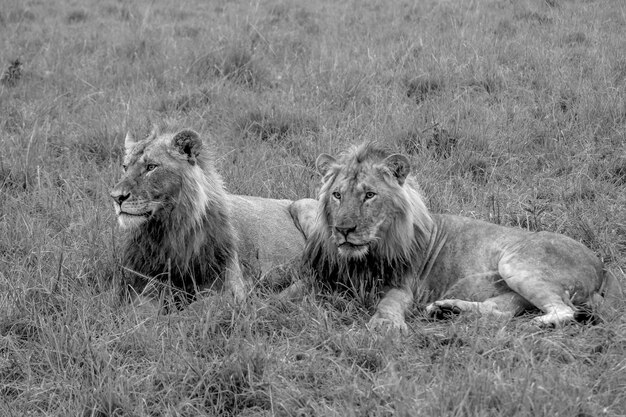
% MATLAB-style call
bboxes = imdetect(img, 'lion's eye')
[332,192,341,200]
[146,164,157,172]
[364,191,376,200]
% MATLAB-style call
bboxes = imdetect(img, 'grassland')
[0,0,625,415]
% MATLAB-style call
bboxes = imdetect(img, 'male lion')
[110,127,309,306]
[293,143,605,332]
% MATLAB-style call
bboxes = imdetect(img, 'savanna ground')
[0,0,625,415]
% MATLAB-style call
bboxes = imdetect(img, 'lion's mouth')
[339,242,366,249]
[119,211,151,218]
[115,202,154,218]
[335,234,368,248]
[337,241,369,258]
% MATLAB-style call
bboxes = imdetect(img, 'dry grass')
[0,0,625,415]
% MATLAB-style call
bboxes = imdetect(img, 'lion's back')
[228,194,306,277]
[426,213,605,301]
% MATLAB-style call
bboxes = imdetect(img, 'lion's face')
[110,129,205,230]
[316,147,413,260]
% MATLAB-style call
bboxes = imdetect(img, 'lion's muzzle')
[333,224,360,246]
[332,223,369,258]
[335,224,356,239]
[111,189,130,206]
[110,183,154,225]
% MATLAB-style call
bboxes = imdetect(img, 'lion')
[110,127,310,308]
[292,143,606,332]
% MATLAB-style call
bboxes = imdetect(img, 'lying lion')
[110,127,310,307]
[290,143,606,331]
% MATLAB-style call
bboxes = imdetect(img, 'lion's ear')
[383,154,411,186]
[147,125,160,140]
[172,129,202,164]
[316,154,337,176]
[124,132,136,153]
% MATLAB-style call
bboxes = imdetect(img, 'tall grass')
[0,0,624,415]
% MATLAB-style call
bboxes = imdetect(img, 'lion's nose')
[335,225,356,237]
[111,190,130,205]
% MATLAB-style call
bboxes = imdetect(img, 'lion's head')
[316,143,433,260]
[304,143,434,294]
[111,128,219,231]
[110,127,235,298]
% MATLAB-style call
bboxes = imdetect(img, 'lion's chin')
[337,243,369,259]
[117,213,149,230]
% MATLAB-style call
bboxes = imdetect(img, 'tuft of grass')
[116,37,161,62]
[191,43,269,88]
[154,89,214,114]
[515,10,553,25]
[561,31,588,46]
[494,19,517,39]
[405,77,444,104]
[0,104,24,133]
[234,107,318,143]
[66,10,88,24]
[3,7,36,23]
[393,124,460,160]
[465,72,504,96]
[101,4,133,21]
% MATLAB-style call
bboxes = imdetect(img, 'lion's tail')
[575,267,624,325]
[598,267,624,302]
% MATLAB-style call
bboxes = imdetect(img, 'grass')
[0,0,625,415]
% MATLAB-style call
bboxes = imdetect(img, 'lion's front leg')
[368,286,413,334]
[224,253,248,303]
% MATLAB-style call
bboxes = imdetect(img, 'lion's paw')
[530,310,575,328]
[425,301,462,320]
[367,313,408,335]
